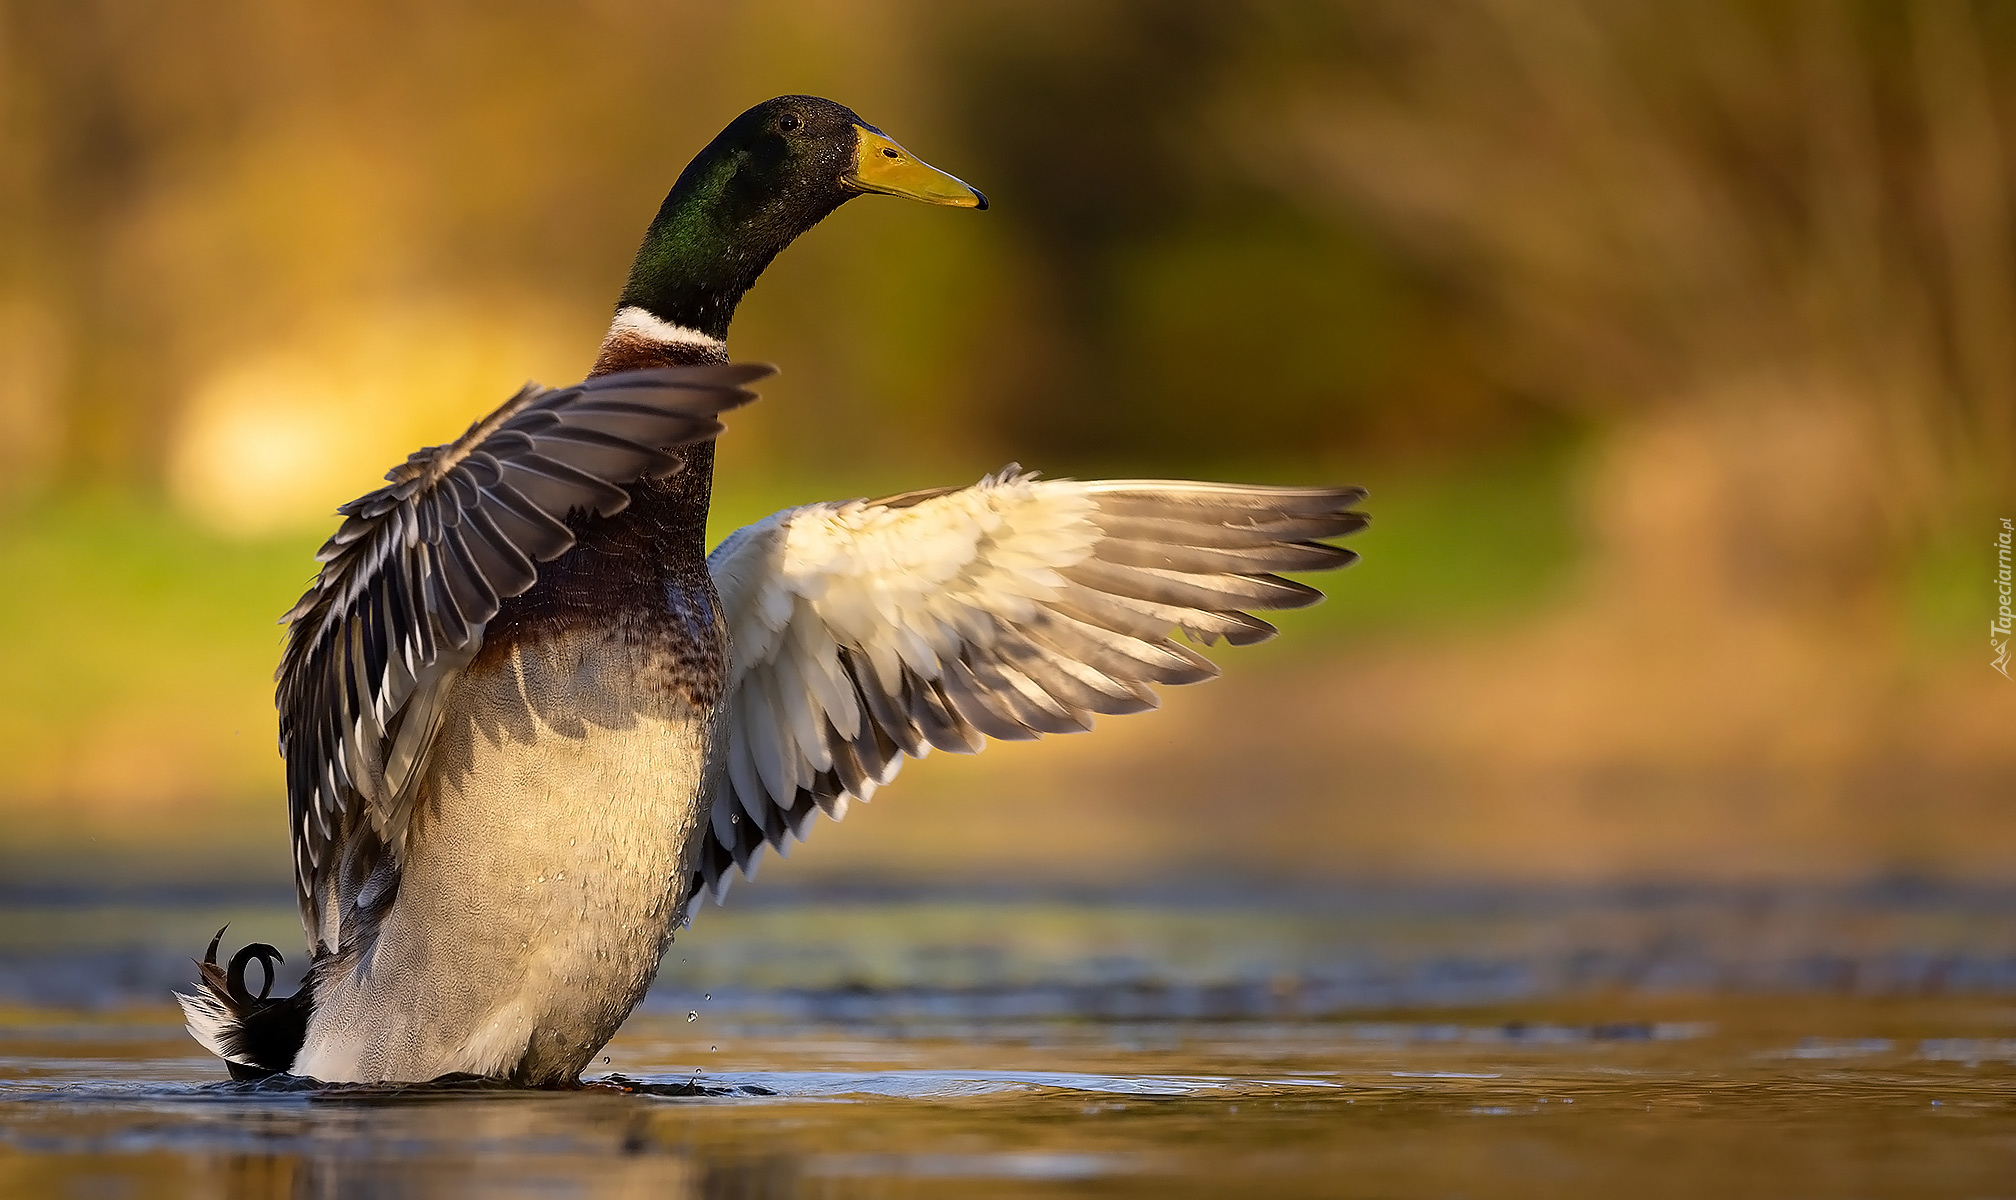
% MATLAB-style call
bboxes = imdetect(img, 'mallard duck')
[177,96,1367,1084]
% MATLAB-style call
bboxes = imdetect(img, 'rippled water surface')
[2,885,2013,1197]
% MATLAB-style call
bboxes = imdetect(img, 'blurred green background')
[0,0,2011,888]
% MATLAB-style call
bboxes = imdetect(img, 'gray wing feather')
[277,363,771,950]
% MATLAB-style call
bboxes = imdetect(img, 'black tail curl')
[180,927,314,1080]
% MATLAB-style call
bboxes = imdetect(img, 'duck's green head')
[619,95,986,339]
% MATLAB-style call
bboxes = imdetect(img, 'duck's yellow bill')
[843,127,988,209]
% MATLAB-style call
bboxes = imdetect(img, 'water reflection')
[2,886,2015,1197]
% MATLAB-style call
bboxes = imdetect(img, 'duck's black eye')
[779,113,802,133]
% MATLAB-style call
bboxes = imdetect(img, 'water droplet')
[687,1011,698,1022]
[710,1045,717,1052]
[603,1057,610,1065]
[729,814,739,824]
[703,994,710,1001]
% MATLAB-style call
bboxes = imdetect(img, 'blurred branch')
[1912,0,2016,488]
[1260,0,2015,520]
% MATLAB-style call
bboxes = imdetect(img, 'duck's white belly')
[292,629,722,1084]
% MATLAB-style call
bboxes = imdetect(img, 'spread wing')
[694,467,1368,912]
[277,363,772,951]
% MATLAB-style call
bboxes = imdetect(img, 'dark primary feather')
[691,477,1368,909]
[276,363,772,949]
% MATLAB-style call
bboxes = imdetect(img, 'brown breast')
[472,334,732,709]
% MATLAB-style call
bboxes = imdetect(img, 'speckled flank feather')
[691,468,1368,911]
[287,625,723,1085]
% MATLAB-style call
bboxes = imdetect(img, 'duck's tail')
[175,928,314,1080]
